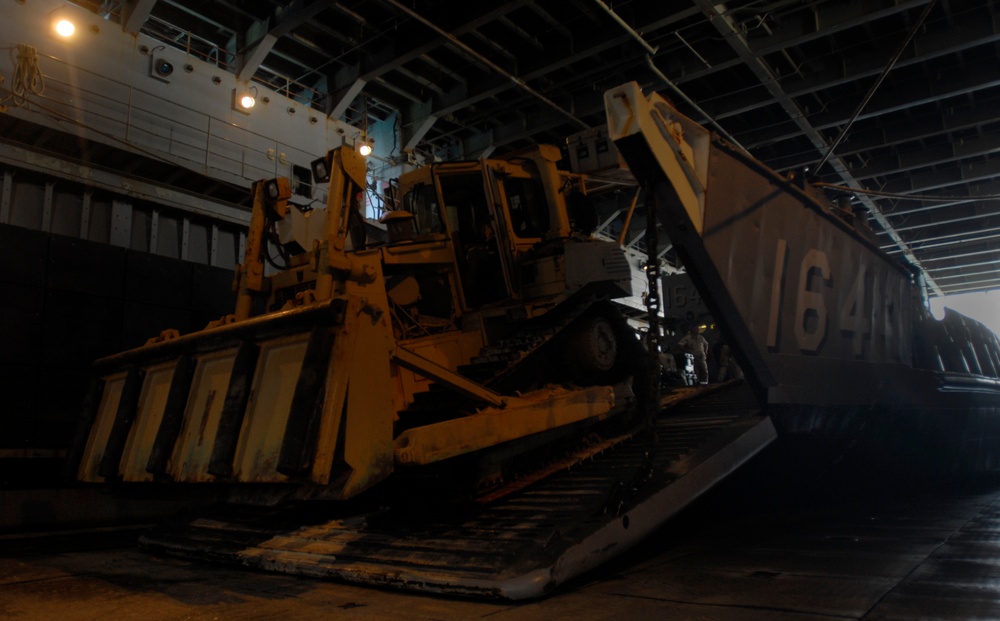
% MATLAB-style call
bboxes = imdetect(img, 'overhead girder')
[153,0,239,47]
[122,0,158,34]
[666,0,947,102]
[765,93,1000,173]
[383,0,588,145]
[525,3,574,42]
[412,55,625,151]
[747,0,935,56]
[468,30,519,68]
[935,268,1000,283]
[881,158,1000,195]
[401,99,439,153]
[496,15,545,53]
[846,132,1000,183]
[739,54,1000,150]
[236,1,334,82]
[923,247,1000,266]
[890,209,1000,240]
[461,130,495,160]
[938,279,1000,295]
[672,3,1000,145]
[364,80,420,112]
[883,206,1000,240]
[883,178,1000,218]
[327,47,405,118]
[928,255,1000,272]
[320,0,532,134]
[384,3,701,154]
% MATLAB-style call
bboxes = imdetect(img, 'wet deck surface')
[5,439,1000,620]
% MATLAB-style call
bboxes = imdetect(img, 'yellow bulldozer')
[70,142,648,501]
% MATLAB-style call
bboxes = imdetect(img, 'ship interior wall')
[0,167,238,486]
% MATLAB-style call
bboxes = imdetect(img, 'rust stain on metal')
[197,389,216,446]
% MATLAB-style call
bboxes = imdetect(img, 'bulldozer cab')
[396,162,507,309]
[394,146,569,310]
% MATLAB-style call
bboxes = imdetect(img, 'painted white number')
[767,243,899,359]
[664,285,701,309]
[794,249,830,352]
[839,267,869,356]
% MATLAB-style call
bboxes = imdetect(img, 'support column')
[0,171,12,224]
[110,200,132,248]
[181,218,191,261]
[150,208,160,255]
[42,182,54,233]
[210,224,220,267]
[80,191,92,239]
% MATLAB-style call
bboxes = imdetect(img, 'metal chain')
[644,190,662,416]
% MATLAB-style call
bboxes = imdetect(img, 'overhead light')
[358,137,374,157]
[233,86,258,114]
[54,18,75,38]
[49,7,79,39]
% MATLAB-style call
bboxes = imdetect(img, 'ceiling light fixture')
[54,18,75,38]
[233,85,258,114]
[357,94,374,156]
[49,6,79,40]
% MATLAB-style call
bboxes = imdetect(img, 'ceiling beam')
[851,134,1000,183]
[122,0,158,35]
[766,95,1000,172]
[937,277,1000,294]
[237,0,333,82]
[401,99,439,152]
[383,0,587,134]
[671,1,998,132]
[664,0,934,92]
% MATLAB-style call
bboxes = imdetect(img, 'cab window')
[438,173,491,242]
[402,183,444,235]
[504,176,549,239]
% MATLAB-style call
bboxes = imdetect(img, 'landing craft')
[606,81,1000,469]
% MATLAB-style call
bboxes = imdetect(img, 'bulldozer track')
[139,382,773,600]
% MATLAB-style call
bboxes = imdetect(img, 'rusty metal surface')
[136,383,773,600]
[393,384,620,466]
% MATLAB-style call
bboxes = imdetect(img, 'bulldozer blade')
[72,299,352,487]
